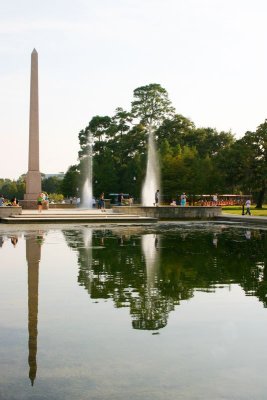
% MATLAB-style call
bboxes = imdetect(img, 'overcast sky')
[1,0,267,179]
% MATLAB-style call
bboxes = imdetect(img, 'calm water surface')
[0,222,267,400]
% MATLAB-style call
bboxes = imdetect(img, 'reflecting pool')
[0,222,267,400]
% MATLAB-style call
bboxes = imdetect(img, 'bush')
[48,193,64,203]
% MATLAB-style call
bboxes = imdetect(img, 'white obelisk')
[24,49,41,204]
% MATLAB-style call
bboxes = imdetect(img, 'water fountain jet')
[142,125,161,206]
[81,131,94,208]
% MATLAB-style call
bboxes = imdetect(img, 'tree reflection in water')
[63,226,267,331]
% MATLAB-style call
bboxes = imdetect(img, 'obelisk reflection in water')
[26,234,42,386]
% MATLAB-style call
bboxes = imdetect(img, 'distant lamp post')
[133,176,136,197]
[94,180,98,195]
[76,187,80,205]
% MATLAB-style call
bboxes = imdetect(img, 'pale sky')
[1,0,267,179]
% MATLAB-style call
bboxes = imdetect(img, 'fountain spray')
[81,130,93,208]
[141,125,161,206]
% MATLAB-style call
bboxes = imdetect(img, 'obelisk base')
[20,200,38,210]
[25,171,42,198]
[21,171,42,209]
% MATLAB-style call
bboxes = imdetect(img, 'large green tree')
[61,165,80,197]
[236,123,267,208]
[215,120,267,206]
[72,82,267,204]
[131,83,175,127]
[42,176,62,194]
[156,114,195,148]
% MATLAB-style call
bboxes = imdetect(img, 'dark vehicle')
[108,193,130,205]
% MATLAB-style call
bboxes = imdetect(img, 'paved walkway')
[217,213,267,225]
[1,208,157,224]
[21,209,115,215]
[2,208,267,226]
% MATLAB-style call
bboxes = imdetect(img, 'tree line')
[0,175,63,202]
[62,83,266,208]
[1,83,266,207]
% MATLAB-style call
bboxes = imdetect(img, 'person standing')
[118,193,124,206]
[44,193,49,210]
[180,193,187,206]
[37,193,43,213]
[11,197,19,206]
[99,192,105,212]
[154,190,160,206]
[245,199,251,215]
[213,194,218,206]
[0,194,4,207]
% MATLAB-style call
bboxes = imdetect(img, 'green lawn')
[222,205,267,216]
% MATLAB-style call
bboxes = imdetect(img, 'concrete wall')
[21,199,111,210]
[20,201,77,210]
[0,206,22,218]
[113,206,222,219]
[48,203,77,209]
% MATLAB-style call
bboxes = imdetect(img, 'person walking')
[245,199,251,215]
[154,190,160,206]
[242,201,245,215]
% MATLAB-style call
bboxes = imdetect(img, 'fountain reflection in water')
[142,125,161,206]
[142,234,160,288]
[82,228,94,292]
[83,227,93,249]
[132,234,168,330]
[81,131,93,208]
